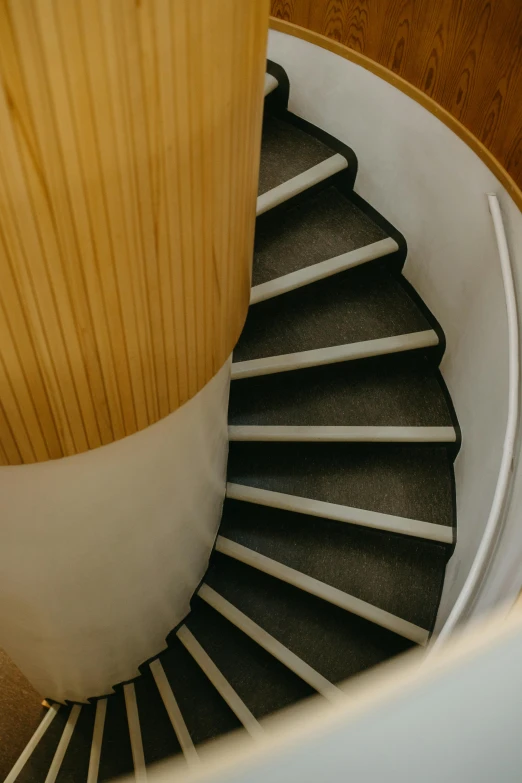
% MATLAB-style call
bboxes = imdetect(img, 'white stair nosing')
[256,154,348,217]
[231,329,439,379]
[225,483,453,544]
[198,583,342,702]
[216,537,429,646]
[177,626,264,739]
[44,704,82,783]
[124,684,147,783]
[228,425,456,444]
[87,699,107,783]
[264,73,278,97]
[150,659,199,767]
[4,704,60,783]
[250,237,399,305]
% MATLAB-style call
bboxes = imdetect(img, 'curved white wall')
[267,30,522,631]
[0,359,231,702]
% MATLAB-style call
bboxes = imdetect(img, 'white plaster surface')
[0,359,231,702]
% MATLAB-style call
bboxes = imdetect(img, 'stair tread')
[234,265,431,364]
[98,691,133,783]
[134,669,182,767]
[254,186,387,287]
[159,639,241,748]
[186,597,315,721]
[15,706,69,783]
[259,115,335,196]
[206,556,413,686]
[228,442,454,527]
[220,499,448,629]
[229,354,452,428]
[55,705,95,783]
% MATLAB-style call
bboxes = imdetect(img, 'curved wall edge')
[0,356,231,702]
[266,27,522,633]
[269,18,522,214]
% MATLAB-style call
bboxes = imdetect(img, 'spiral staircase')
[5,60,460,783]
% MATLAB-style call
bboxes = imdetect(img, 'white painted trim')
[434,195,521,646]
[177,626,264,739]
[150,659,199,767]
[44,704,82,783]
[87,699,107,783]
[228,425,456,443]
[256,154,348,217]
[250,237,399,305]
[4,704,60,783]
[198,584,342,702]
[231,330,439,379]
[124,684,147,783]
[225,483,453,544]
[216,537,429,645]
[264,73,278,97]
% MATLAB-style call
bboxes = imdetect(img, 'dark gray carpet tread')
[253,186,387,286]
[55,705,95,783]
[98,691,134,783]
[233,266,431,363]
[206,556,412,686]
[15,706,70,783]
[159,640,241,747]
[258,115,334,196]
[186,597,315,720]
[227,442,454,527]
[228,354,452,427]
[0,649,46,782]
[134,671,182,767]
[220,499,448,629]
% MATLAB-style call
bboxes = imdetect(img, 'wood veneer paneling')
[0,0,269,464]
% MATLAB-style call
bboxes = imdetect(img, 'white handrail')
[432,194,520,648]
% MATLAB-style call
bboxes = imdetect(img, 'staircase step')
[198,585,342,701]
[185,598,316,721]
[253,185,390,291]
[227,442,454,529]
[219,500,449,629]
[133,669,182,769]
[98,691,134,783]
[157,639,242,750]
[87,700,107,783]
[233,265,433,373]
[264,73,278,97]
[229,354,453,429]
[4,704,62,783]
[5,705,65,783]
[149,660,198,767]
[177,626,263,739]
[123,686,146,783]
[205,556,413,686]
[216,537,429,644]
[55,704,95,783]
[258,115,339,197]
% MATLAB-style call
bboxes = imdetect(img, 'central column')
[0,0,269,701]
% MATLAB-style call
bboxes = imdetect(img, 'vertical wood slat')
[0,0,269,465]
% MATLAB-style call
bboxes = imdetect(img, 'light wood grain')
[0,0,268,465]
[270,0,522,196]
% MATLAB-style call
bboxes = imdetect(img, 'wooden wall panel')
[270,0,522,191]
[0,0,269,465]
